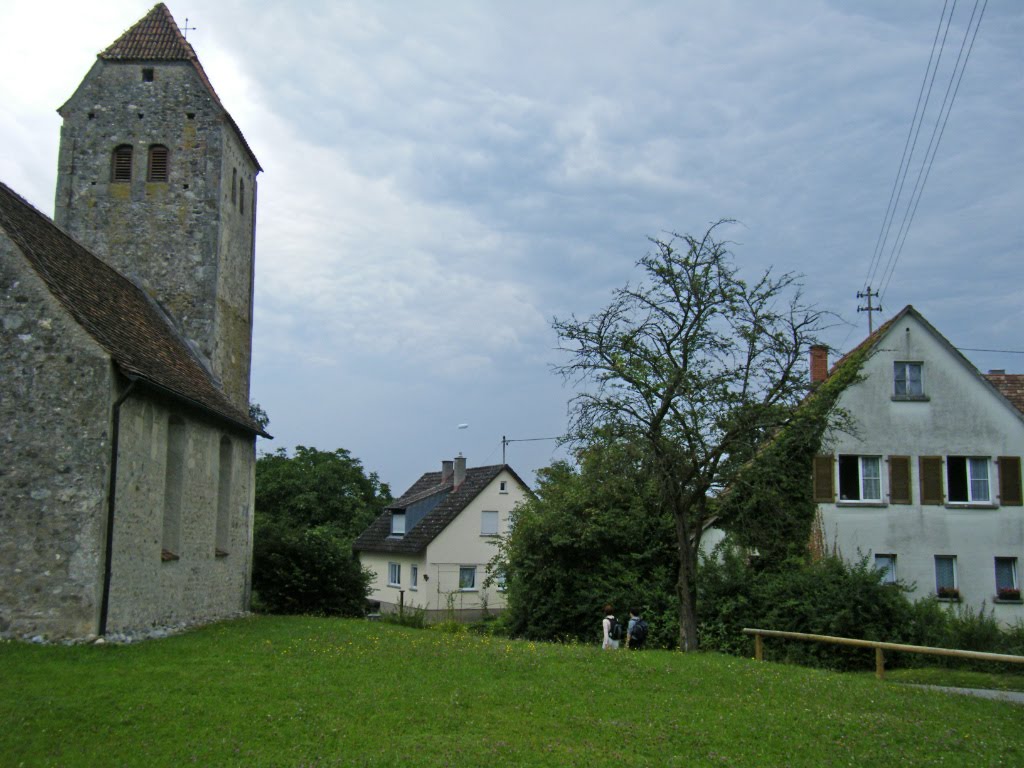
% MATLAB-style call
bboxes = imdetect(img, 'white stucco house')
[353,456,530,620]
[811,305,1023,623]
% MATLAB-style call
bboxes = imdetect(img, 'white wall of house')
[363,469,528,618]
[819,311,1024,624]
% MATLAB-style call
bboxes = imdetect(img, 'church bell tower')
[54,3,261,410]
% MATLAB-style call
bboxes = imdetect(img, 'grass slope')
[1,616,1021,767]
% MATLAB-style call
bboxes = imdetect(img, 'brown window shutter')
[147,145,169,182]
[998,456,1023,506]
[888,456,911,504]
[919,456,944,505]
[111,145,133,182]
[812,455,834,502]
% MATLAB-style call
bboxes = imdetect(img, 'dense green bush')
[496,438,679,647]
[698,543,917,670]
[252,523,371,616]
[252,446,391,616]
[698,540,1024,672]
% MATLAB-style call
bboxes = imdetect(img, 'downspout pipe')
[98,377,137,637]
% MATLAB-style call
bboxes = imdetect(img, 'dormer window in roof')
[111,144,133,182]
[390,511,406,537]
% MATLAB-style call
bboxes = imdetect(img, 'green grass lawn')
[870,666,1024,692]
[1,616,1021,767]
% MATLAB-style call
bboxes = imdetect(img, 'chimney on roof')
[810,345,829,384]
[441,459,454,484]
[453,454,467,487]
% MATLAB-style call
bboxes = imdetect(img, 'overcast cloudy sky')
[2,1,1021,492]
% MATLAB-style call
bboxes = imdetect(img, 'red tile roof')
[101,3,194,61]
[0,180,265,436]
[984,373,1024,416]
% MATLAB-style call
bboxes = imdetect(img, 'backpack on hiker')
[607,615,623,642]
[630,618,649,648]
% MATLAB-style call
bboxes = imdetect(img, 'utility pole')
[501,434,559,464]
[857,287,882,334]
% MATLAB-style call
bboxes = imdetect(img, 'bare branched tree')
[553,222,830,650]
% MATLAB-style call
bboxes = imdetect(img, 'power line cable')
[957,347,1024,355]
[863,0,952,290]
[878,0,987,303]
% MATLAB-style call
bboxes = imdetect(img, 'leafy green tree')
[553,223,830,650]
[496,436,679,648]
[249,402,270,432]
[253,446,391,615]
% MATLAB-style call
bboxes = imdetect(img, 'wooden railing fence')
[742,627,1024,680]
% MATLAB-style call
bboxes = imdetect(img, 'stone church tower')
[54,3,260,410]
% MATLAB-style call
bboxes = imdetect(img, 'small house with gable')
[354,456,529,620]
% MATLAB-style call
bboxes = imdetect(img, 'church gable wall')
[0,236,114,639]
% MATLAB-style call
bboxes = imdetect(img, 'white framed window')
[459,566,476,590]
[995,557,1019,598]
[387,562,401,587]
[894,362,923,397]
[481,510,499,536]
[499,480,508,493]
[838,455,882,502]
[934,555,957,597]
[875,554,897,585]
[390,512,406,536]
[946,457,991,503]
[410,565,418,591]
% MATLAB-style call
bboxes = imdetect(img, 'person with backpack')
[602,604,622,649]
[626,607,648,649]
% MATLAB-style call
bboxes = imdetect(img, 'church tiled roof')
[354,465,516,555]
[0,180,265,436]
[101,3,195,61]
[97,4,261,172]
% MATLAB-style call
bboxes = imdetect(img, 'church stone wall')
[106,398,255,631]
[0,237,114,639]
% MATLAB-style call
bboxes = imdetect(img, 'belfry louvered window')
[112,144,133,182]
[147,145,169,182]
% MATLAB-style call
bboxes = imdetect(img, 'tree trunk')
[674,511,700,651]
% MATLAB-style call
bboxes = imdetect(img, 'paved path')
[906,684,1024,705]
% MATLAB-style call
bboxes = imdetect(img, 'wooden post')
[875,647,885,680]
[755,633,763,661]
